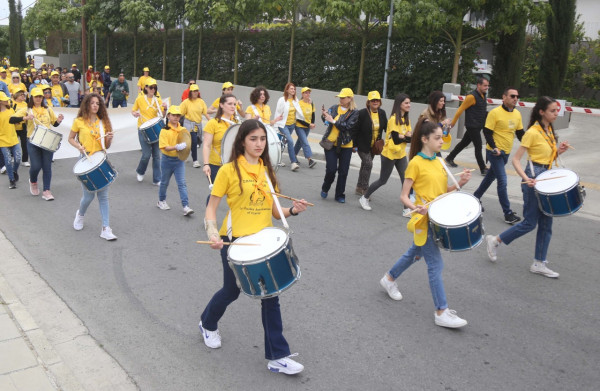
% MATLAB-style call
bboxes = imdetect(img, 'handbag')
[319,138,334,150]
[371,139,384,155]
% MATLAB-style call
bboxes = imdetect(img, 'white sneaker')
[193,161,201,168]
[23,161,30,167]
[153,181,161,186]
[73,210,84,231]
[0,166,5,174]
[278,162,286,167]
[485,234,498,262]
[434,309,468,328]
[380,275,403,300]
[530,261,559,278]
[100,227,117,241]
[136,173,144,182]
[183,206,194,216]
[359,195,372,211]
[402,208,412,218]
[267,353,304,375]
[291,162,299,172]
[199,321,221,349]
[157,200,170,210]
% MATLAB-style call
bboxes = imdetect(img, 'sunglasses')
[509,94,519,99]
[188,82,195,86]
[148,86,157,90]
[44,90,51,93]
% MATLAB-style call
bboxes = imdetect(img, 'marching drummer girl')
[485,96,569,278]
[11,88,64,200]
[132,78,166,185]
[156,105,194,216]
[202,94,238,203]
[379,119,472,328]
[201,119,308,374]
[68,93,117,241]
[180,84,210,168]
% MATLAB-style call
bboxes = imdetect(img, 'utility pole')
[81,0,87,71]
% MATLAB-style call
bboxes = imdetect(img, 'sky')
[0,0,37,26]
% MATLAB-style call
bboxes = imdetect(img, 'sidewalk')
[0,231,137,391]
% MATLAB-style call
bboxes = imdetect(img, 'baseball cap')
[336,88,354,98]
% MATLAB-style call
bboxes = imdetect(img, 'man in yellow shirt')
[473,87,524,225]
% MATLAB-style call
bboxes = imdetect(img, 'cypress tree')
[18,0,26,66]
[8,0,21,66]
[490,16,527,98]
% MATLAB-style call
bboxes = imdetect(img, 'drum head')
[177,128,192,161]
[228,227,288,263]
[73,151,106,174]
[140,117,163,130]
[535,168,578,194]
[428,192,481,226]
[221,124,239,165]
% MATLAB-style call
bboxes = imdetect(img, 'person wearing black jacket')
[353,91,387,195]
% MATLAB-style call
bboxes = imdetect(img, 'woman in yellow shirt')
[0,91,20,189]
[244,86,282,126]
[156,105,194,216]
[201,119,308,375]
[180,84,210,168]
[294,87,317,168]
[379,119,471,328]
[132,78,166,185]
[8,72,27,97]
[359,93,410,212]
[274,83,307,171]
[320,88,359,203]
[67,93,117,241]
[485,96,570,278]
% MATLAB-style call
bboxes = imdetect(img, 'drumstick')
[452,168,476,176]
[196,241,260,246]
[566,144,575,150]
[270,192,315,207]
[403,189,457,216]
[206,173,213,190]
[521,175,566,184]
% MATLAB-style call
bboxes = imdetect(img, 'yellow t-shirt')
[245,103,272,124]
[159,123,184,158]
[132,95,163,128]
[382,114,411,160]
[0,108,18,147]
[71,117,104,155]
[484,105,523,154]
[180,98,208,124]
[285,99,296,126]
[521,122,556,166]
[204,118,232,165]
[0,76,10,85]
[50,84,65,107]
[137,75,150,90]
[212,159,274,237]
[327,106,353,148]
[405,156,448,206]
[296,100,314,128]
[11,101,27,131]
[14,106,57,137]
[370,111,380,146]
[8,83,26,96]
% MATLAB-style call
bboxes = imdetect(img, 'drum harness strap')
[437,157,461,190]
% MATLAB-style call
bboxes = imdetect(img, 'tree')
[583,31,600,95]
[538,0,576,97]
[17,1,26,65]
[185,0,213,80]
[149,0,185,80]
[8,0,21,66]
[84,0,124,66]
[121,0,155,77]
[311,0,389,94]
[22,0,80,46]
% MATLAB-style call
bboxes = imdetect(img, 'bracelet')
[204,219,219,240]
[203,164,210,166]
[289,206,298,216]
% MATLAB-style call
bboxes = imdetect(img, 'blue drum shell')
[430,215,484,252]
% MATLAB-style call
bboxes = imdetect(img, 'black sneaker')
[480,168,489,176]
[504,212,521,225]
[308,158,317,168]
[445,158,458,168]
[9,180,16,189]
[13,172,19,182]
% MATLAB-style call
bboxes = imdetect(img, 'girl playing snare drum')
[68,93,117,241]
[201,119,308,374]
[379,119,472,328]
[485,96,570,277]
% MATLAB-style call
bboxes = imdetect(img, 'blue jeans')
[159,155,189,207]
[112,99,127,108]
[136,131,161,183]
[388,230,448,310]
[206,164,221,205]
[278,124,298,163]
[28,141,53,191]
[1,144,22,182]
[293,126,312,159]
[79,184,110,227]
[474,150,514,215]
[499,165,553,262]
[322,147,353,199]
[200,237,291,360]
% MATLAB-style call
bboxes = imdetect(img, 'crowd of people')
[0,64,572,375]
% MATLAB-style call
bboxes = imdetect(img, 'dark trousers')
[17,130,28,163]
[446,127,485,171]
[200,237,291,360]
[322,147,352,199]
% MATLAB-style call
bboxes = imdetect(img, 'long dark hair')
[28,94,48,109]
[230,119,278,195]
[527,96,558,140]
[143,84,158,95]
[250,86,270,105]
[428,90,446,120]
[409,118,440,160]
[216,93,236,122]
[78,93,113,132]
[391,93,410,126]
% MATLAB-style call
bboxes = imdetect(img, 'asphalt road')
[0,143,599,390]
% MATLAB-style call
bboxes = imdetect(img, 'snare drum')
[228,227,300,299]
[534,168,585,217]
[29,125,63,152]
[139,117,165,144]
[73,151,118,191]
[428,192,484,251]
[221,123,282,170]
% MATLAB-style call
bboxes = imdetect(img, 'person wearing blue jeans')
[112,99,127,108]
[136,132,161,184]
[0,144,21,188]
[474,149,512,213]
[273,83,307,171]
[27,141,54,197]
[278,123,299,166]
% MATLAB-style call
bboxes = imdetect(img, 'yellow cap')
[11,72,19,78]
[145,78,157,86]
[41,84,52,91]
[41,63,46,66]
[104,65,110,70]
[168,105,182,115]
[0,67,5,72]
[31,68,36,72]
[42,70,48,74]
[221,81,234,90]
[367,91,381,100]
[336,88,354,98]
[72,64,77,67]
[0,91,9,101]
[143,67,150,72]
[31,88,44,97]
[189,84,199,92]
[301,87,311,93]
[51,71,59,76]
[88,65,93,69]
